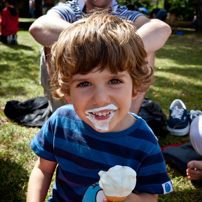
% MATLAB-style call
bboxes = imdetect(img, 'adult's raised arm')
[135,16,172,54]
[29,11,71,47]
[129,15,171,114]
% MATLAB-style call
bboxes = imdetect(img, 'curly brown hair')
[51,13,153,98]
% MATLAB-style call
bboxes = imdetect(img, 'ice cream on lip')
[98,165,137,200]
[85,104,118,116]
[85,104,118,131]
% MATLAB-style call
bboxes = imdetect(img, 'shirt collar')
[77,0,119,12]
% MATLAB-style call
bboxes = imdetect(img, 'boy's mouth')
[85,104,118,131]
[90,110,115,117]
[85,104,117,119]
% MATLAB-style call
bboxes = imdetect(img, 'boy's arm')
[26,157,57,202]
[104,192,158,202]
[125,192,158,202]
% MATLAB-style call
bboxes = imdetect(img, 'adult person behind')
[150,8,167,22]
[29,0,172,114]
[29,0,35,18]
[0,0,18,44]
[187,115,202,180]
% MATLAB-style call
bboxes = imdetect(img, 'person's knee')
[190,115,202,156]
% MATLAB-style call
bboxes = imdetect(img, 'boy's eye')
[77,82,91,87]
[109,79,122,85]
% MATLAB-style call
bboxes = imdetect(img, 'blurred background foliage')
[118,0,196,21]
[165,0,196,21]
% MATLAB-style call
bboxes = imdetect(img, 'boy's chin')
[85,119,117,133]
[92,125,111,133]
[95,128,110,133]
[88,123,112,133]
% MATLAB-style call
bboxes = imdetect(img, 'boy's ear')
[132,88,140,100]
[64,94,72,104]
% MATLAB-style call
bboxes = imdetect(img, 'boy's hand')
[103,198,127,202]
[102,192,158,202]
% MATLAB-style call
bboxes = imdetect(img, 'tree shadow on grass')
[0,50,40,77]
[2,43,34,51]
[156,34,202,67]
[149,64,202,110]
[0,82,27,97]
[157,65,202,80]
[0,49,41,97]
[0,158,29,201]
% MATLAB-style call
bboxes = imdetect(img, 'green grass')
[19,18,36,22]
[0,30,202,201]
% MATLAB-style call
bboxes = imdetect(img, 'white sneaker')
[167,99,190,136]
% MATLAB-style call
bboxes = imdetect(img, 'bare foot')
[186,160,202,180]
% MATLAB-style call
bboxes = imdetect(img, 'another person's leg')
[29,8,35,18]
[129,52,155,114]
[186,115,202,180]
[0,35,8,44]
[156,9,167,22]
[40,48,65,113]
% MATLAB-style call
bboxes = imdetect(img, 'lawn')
[0,29,202,201]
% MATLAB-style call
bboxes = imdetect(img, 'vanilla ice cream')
[85,104,117,131]
[98,165,136,199]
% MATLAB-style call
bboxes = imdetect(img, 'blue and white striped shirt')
[48,0,144,23]
[31,105,173,201]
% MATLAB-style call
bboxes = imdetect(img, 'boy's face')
[65,68,138,133]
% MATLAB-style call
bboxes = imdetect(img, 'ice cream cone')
[105,195,128,202]
[98,165,136,202]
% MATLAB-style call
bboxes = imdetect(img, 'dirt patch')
[0,117,9,126]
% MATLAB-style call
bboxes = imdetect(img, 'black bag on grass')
[4,96,51,127]
[162,142,202,176]
[138,98,168,137]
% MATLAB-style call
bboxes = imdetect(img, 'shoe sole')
[167,123,190,136]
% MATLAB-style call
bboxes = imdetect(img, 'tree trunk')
[196,0,202,32]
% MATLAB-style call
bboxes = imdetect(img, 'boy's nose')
[92,86,110,106]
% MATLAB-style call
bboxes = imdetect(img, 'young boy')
[27,14,173,202]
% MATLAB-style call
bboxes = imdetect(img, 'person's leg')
[29,8,35,18]
[156,9,167,22]
[7,34,17,44]
[186,115,202,180]
[40,48,65,113]
[129,52,155,114]
[0,35,8,44]
[190,115,202,156]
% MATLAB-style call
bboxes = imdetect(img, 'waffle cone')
[105,195,128,202]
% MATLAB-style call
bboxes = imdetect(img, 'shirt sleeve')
[30,117,56,161]
[47,3,76,22]
[115,6,144,22]
[135,144,173,194]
